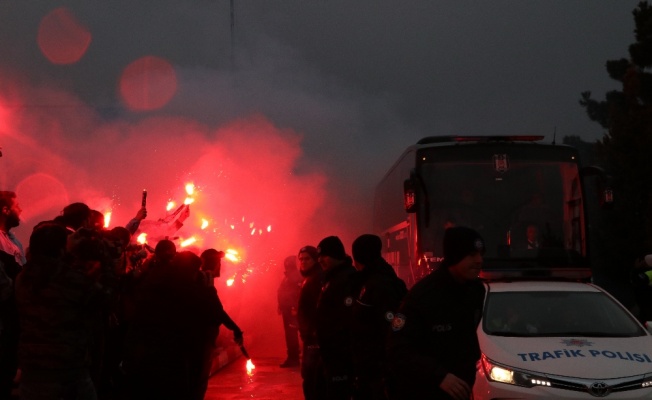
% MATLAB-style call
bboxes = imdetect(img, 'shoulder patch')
[391,313,406,331]
[344,296,354,306]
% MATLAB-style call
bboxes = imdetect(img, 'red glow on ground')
[37,7,91,65]
[119,56,177,111]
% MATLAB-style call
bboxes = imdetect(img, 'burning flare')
[225,249,240,263]
[180,237,197,247]
[246,359,255,375]
[136,233,148,245]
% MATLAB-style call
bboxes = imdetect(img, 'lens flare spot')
[119,56,177,111]
[37,7,91,65]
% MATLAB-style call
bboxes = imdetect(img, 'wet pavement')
[204,353,303,400]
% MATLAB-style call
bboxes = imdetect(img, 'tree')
[580,1,652,272]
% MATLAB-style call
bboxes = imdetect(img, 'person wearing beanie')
[350,234,407,400]
[387,226,486,400]
[315,236,357,400]
[277,255,302,368]
[296,245,327,400]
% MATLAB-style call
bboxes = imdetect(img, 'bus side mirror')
[404,178,416,213]
[601,188,614,209]
[581,165,614,210]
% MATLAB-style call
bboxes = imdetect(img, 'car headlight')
[481,354,551,388]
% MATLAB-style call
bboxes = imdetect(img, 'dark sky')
[0,1,640,250]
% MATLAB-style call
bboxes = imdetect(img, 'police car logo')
[385,311,394,322]
[391,313,406,331]
[344,297,353,306]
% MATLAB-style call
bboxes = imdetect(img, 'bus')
[373,135,611,287]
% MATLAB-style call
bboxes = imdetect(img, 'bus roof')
[417,135,545,145]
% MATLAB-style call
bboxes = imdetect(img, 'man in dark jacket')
[350,234,407,400]
[0,191,25,398]
[386,227,486,400]
[315,236,357,400]
[277,255,302,368]
[296,245,326,400]
[16,223,115,400]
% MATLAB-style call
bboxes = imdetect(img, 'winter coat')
[297,263,324,344]
[351,258,407,379]
[386,267,485,399]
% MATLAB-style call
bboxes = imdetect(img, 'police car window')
[483,291,645,337]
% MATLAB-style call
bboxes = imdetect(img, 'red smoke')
[0,75,362,353]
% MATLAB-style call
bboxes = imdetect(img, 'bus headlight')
[481,354,551,388]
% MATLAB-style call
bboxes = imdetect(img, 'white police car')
[474,280,652,399]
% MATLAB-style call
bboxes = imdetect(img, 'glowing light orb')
[119,55,177,111]
[38,7,91,65]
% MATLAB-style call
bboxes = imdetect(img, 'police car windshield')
[483,291,645,337]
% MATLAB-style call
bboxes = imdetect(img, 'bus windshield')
[417,147,587,272]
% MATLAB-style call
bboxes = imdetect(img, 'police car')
[474,279,652,399]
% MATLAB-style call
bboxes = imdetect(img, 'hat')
[352,234,382,265]
[298,245,318,261]
[154,239,176,262]
[317,236,346,260]
[440,226,485,268]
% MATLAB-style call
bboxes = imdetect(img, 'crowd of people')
[0,188,491,400]
[0,191,243,400]
[277,227,486,400]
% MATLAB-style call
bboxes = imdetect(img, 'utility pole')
[230,0,235,68]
